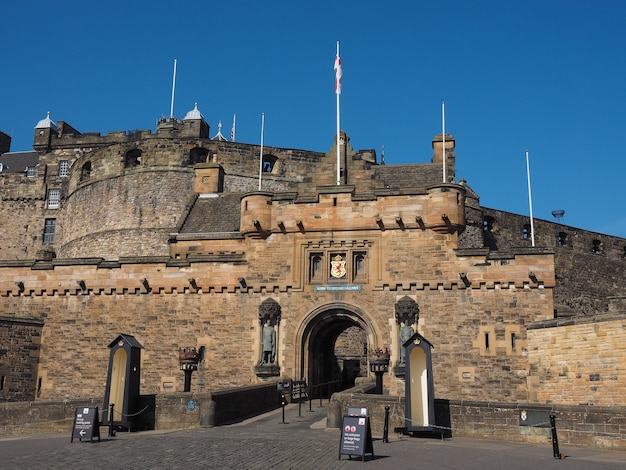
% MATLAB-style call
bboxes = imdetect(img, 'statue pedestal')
[254,363,280,378]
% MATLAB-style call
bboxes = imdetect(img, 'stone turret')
[33,112,58,152]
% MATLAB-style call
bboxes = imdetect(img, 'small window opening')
[333,197,337,207]
[124,149,142,168]
[483,216,495,232]
[0,375,5,391]
[511,333,517,351]
[261,154,278,173]
[592,239,602,254]
[557,232,568,246]
[37,377,42,397]
[484,332,490,350]
[26,166,36,177]
[80,162,92,181]
[522,224,531,239]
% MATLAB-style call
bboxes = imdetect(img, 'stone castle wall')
[527,314,626,406]
[481,208,626,315]
[0,317,43,401]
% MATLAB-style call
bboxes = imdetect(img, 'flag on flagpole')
[334,50,342,95]
[231,113,236,141]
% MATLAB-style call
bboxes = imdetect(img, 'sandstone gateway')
[1,107,625,445]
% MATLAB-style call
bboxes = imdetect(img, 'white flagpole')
[170,59,177,119]
[442,101,446,183]
[335,41,342,186]
[231,113,236,142]
[258,113,265,191]
[526,149,536,247]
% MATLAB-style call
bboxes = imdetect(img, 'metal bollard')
[108,403,115,437]
[550,414,562,459]
[383,406,390,443]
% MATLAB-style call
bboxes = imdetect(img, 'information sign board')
[71,406,101,443]
[338,415,374,461]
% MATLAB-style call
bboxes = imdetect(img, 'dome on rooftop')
[35,111,58,131]
[183,103,204,121]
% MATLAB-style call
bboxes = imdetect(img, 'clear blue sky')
[2,1,625,238]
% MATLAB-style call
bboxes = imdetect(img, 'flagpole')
[442,101,446,183]
[231,113,236,141]
[170,59,177,119]
[258,113,265,191]
[526,149,536,247]
[335,41,341,186]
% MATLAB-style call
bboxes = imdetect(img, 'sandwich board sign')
[71,406,101,443]
[338,407,374,461]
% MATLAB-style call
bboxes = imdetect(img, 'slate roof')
[0,151,39,173]
[373,163,444,189]
[180,193,242,234]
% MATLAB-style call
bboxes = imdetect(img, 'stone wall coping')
[0,315,44,326]
[527,312,626,330]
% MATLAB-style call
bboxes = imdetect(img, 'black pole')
[383,406,390,443]
[183,369,192,392]
[375,372,383,394]
[108,403,115,437]
[280,394,287,424]
[550,414,561,459]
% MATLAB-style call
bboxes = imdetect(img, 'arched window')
[80,162,92,181]
[188,147,209,165]
[124,149,142,168]
[309,253,323,282]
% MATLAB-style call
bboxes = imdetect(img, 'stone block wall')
[527,314,626,406]
[0,316,43,401]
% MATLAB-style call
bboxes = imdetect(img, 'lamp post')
[179,348,201,392]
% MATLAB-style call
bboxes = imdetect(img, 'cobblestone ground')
[2,403,626,469]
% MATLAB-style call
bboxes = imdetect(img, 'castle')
[1,105,625,435]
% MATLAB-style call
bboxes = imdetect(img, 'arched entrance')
[298,304,376,397]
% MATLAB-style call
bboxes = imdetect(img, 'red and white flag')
[334,53,342,95]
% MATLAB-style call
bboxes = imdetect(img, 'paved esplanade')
[2,403,626,469]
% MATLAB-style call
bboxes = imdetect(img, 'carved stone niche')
[394,296,420,379]
[255,298,282,378]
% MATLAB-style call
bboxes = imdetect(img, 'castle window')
[262,154,278,173]
[309,253,323,282]
[43,218,56,243]
[522,224,531,239]
[189,147,209,165]
[592,239,602,254]
[58,160,69,177]
[557,232,568,246]
[484,332,490,350]
[124,149,142,168]
[483,216,495,232]
[353,252,367,281]
[26,166,35,177]
[47,189,60,209]
[511,333,517,351]
[80,162,92,181]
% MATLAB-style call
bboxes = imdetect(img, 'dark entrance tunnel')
[302,308,367,397]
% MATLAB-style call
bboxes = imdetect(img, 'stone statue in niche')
[261,319,276,364]
[399,320,414,364]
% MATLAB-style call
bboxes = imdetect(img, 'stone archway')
[297,304,378,397]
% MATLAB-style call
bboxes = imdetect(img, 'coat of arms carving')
[330,254,347,278]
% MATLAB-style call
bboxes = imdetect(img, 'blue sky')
[2,1,625,238]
